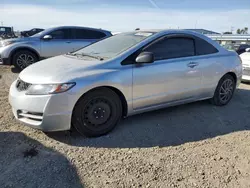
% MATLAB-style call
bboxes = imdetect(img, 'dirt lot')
[1,65,250,188]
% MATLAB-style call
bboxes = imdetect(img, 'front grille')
[16,79,31,92]
[17,110,43,122]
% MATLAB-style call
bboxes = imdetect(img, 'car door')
[40,28,75,58]
[71,28,107,52]
[191,36,221,98]
[132,35,202,110]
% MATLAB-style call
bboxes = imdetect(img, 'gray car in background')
[0,26,112,70]
[9,30,242,137]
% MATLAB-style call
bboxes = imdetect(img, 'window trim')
[121,33,219,65]
[122,34,196,65]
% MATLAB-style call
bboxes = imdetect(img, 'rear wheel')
[12,50,38,71]
[72,88,122,137]
[210,74,236,106]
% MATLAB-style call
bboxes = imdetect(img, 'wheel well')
[225,72,237,83]
[75,86,128,117]
[105,86,128,117]
[10,47,40,65]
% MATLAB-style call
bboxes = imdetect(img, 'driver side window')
[48,29,71,39]
[145,37,195,61]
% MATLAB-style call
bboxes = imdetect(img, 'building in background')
[185,29,220,35]
[207,34,250,52]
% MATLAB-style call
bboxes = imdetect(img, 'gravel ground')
[1,65,250,188]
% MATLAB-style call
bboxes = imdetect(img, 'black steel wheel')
[210,74,236,106]
[72,88,122,137]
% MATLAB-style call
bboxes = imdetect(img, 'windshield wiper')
[72,52,104,61]
[66,52,74,55]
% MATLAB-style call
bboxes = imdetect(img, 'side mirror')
[135,52,154,64]
[246,48,250,52]
[43,35,52,40]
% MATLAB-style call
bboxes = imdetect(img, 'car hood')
[19,55,112,84]
[240,52,250,66]
[3,37,39,43]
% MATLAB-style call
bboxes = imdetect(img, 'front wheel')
[12,50,38,71]
[72,88,122,137]
[210,74,236,106]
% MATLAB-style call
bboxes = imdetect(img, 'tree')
[237,27,248,34]
[244,27,248,34]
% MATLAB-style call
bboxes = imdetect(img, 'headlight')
[26,83,75,95]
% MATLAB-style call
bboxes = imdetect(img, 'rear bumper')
[242,67,250,81]
[242,75,250,81]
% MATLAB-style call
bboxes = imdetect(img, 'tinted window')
[73,29,106,39]
[195,37,218,55]
[145,37,195,60]
[49,29,71,39]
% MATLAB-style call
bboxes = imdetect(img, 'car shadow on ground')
[47,88,250,148]
[11,67,21,73]
[0,132,84,188]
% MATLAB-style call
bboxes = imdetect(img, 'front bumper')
[0,56,11,65]
[9,80,75,132]
[0,46,11,65]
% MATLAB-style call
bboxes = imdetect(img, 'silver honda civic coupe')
[9,29,242,137]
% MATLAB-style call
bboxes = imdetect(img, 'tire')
[72,88,122,137]
[12,50,38,71]
[210,74,236,106]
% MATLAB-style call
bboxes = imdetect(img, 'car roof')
[120,29,226,53]
[46,26,112,34]
[122,29,215,40]
[126,29,206,35]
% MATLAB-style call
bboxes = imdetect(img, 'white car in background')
[240,48,250,81]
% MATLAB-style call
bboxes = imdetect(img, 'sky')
[1,0,250,33]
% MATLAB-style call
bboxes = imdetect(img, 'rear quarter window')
[195,37,219,55]
[74,29,107,39]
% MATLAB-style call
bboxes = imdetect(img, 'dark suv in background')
[21,28,45,37]
[0,26,17,40]
[236,44,250,55]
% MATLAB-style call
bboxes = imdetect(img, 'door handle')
[187,62,198,68]
[66,41,71,43]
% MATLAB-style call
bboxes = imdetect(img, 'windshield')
[72,32,155,59]
[30,30,47,37]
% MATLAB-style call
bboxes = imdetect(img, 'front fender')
[5,42,41,60]
[67,68,133,115]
